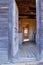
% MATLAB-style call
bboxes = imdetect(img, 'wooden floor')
[15,41,37,59]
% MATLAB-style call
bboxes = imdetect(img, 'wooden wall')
[0,0,43,62]
[40,0,43,59]
[0,0,9,63]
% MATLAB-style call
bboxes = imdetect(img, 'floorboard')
[15,41,37,58]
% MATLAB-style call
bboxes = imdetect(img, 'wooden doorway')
[10,0,40,61]
[23,24,29,42]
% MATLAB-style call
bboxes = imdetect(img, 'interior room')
[14,0,37,61]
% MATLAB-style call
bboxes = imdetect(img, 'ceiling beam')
[19,14,36,16]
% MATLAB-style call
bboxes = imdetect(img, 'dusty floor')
[15,41,37,59]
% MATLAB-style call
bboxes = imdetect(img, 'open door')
[12,0,19,57]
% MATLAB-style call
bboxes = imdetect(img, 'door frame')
[36,0,40,60]
[9,0,40,61]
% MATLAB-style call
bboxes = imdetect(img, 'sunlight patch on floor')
[23,39,29,42]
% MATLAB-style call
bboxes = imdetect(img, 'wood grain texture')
[15,42,36,58]
[39,0,43,59]
[0,0,9,63]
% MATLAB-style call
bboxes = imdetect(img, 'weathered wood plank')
[0,0,9,3]
[0,0,9,62]
[40,0,43,59]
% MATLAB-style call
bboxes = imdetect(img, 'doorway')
[11,0,40,62]
[23,25,29,42]
[15,0,37,60]
[19,19,36,43]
